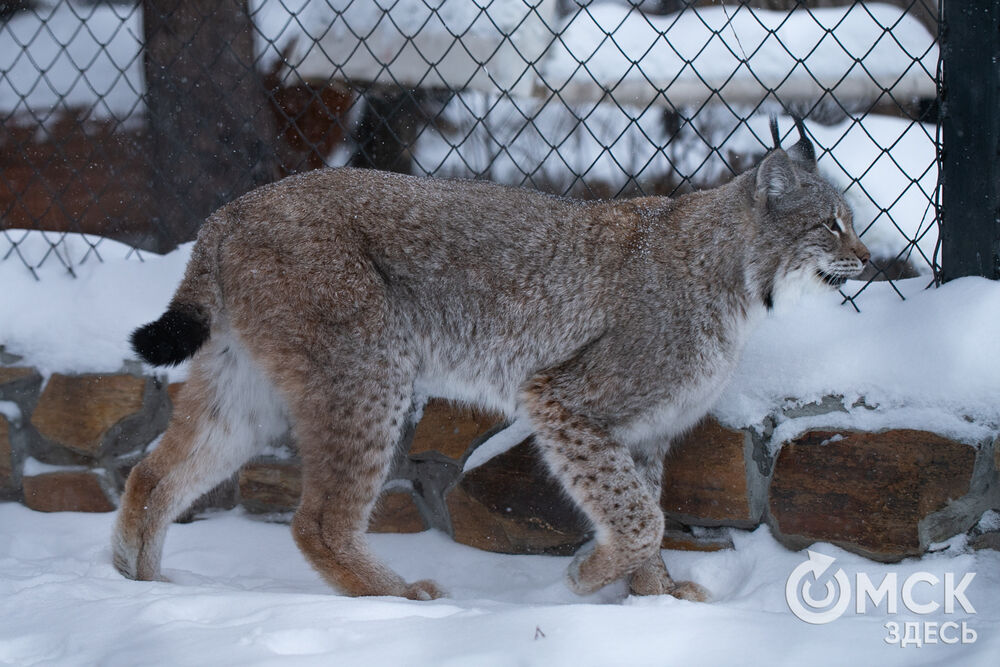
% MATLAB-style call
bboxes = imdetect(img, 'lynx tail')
[130,306,210,367]
[130,214,225,367]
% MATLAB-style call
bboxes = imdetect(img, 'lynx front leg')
[522,376,663,595]
[627,449,710,601]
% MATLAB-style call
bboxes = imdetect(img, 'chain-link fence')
[1,0,942,307]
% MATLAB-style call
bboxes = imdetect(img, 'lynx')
[113,119,869,601]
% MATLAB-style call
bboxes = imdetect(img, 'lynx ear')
[787,116,817,172]
[755,149,798,204]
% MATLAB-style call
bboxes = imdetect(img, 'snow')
[0,230,190,378]
[808,116,938,270]
[257,0,936,108]
[717,276,1000,446]
[0,0,144,123]
[0,504,996,665]
[979,511,1000,534]
[21,456,90,476]
[252,0,559,99]
[540,2,936,108]
[464,419,534,472]
[0,400,20,423]
[1,5,992,662]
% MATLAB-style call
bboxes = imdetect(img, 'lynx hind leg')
[627,448,710,602]
[522,376,663,596]
[280,350,444,601]
[113,336,285,581]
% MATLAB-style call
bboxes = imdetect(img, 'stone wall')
[2,360,998,560]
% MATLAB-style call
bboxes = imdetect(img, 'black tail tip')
[130,307,210,367]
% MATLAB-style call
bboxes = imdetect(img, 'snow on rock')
[716,276,1000,445]
[0,504,996,665]
[540,2,936,108]
[252,0,559,98]
[0,231,191,378]
[463,418,533,472]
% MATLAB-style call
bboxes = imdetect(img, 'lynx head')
[753,118,870,289]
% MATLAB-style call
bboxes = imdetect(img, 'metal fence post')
[940,1,1000,282]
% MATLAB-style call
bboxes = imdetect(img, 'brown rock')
[446,485,518,552]
[970,531,1000,552]
[0,366,36,385]
[31,374,146,456]
[22,471,115,512]
[769,430,976,561]
[238,461,302,513]
[0,416,11,490]
[368,490,427,533]
[446,437,590,555]
[661,418,753,526]
[661,528,735,552]
[994,436,999,480]
[238,462,426,532]
[0,367,42,406]
[410,399,503,460]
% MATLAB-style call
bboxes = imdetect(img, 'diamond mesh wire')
[1,0,940,307]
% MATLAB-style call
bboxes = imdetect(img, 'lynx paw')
[628,569,710,601]
[112,529,167,582]
[403,579,447,601]
[667,580,710,602]
[566,542,623,595]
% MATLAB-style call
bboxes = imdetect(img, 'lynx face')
[757,141,870,290]
[814,210,870,286]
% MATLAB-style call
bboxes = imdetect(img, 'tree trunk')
[350,89,425,175]
[143,0,278,253]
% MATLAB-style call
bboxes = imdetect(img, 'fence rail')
[0,0,960,307]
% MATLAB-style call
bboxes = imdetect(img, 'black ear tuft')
[769,115,781,150]
[788,115,817,170]
[130,307,210,367]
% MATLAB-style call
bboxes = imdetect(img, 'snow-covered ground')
[1,176,998,664]
[0,504,996,666]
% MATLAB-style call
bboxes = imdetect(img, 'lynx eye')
[821,217,844,236]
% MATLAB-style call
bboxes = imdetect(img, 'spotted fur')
[114,128,869,601]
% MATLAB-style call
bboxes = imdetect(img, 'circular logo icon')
[786,550,851,624]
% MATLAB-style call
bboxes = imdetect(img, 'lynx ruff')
[114,120,869,601]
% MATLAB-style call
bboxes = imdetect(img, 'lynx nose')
[854,242,870,267]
